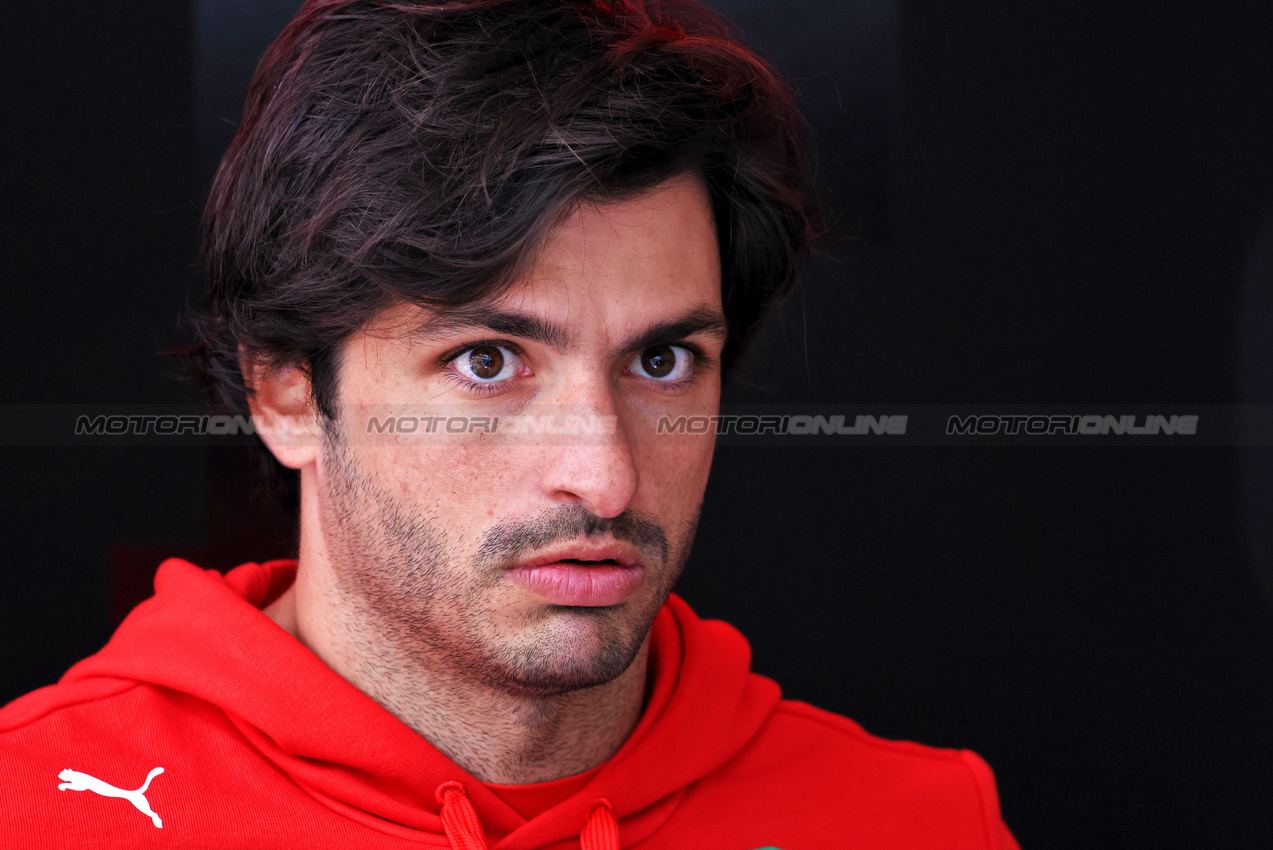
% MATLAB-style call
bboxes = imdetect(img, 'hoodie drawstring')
[435,783,620,850]
[580,798,620,850]
[436,781,489,850]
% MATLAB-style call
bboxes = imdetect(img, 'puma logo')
[57,767,165,829]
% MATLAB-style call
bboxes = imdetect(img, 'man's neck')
[264,577,649,785]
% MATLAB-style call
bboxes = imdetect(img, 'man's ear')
[242,355,323,470]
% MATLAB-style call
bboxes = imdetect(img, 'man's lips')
[504,542,646,606]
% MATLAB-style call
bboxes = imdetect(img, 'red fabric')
[0,558,1021,849]
[484,765,603,821]
[580,800,620,850]
[438,782,491,850]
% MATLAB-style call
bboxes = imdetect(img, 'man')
[1,1,1019,847]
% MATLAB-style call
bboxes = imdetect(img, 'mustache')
[474,505,669,569]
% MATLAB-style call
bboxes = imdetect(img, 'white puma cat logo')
[57,766,165,829]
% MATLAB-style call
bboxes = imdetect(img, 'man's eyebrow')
[410,309,572,349]
[619,307,728,354]
[409,305,727,353]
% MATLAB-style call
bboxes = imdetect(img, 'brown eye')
[468,345,505,380]
[641,345,676,378]
[630,344,691,383]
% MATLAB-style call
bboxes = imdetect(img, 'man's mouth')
[504,542,646,607]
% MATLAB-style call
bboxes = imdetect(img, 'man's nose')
[535,377,639,519]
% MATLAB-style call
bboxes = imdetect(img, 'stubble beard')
[317,422,699,697]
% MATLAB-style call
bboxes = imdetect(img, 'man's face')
[311,174,724,696]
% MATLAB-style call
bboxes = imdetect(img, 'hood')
[62,559,782,848]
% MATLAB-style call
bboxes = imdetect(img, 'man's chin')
[484,620,648,696]
[494,663,632,697]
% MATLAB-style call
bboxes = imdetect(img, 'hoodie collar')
[65,559,781,847]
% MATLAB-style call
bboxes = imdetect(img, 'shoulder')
[1,674,222,748]
[0,678,246,847]
[766,698,987,772]
[682,698,1019,850]
[779,699,1005,794]
[0,675,225,789]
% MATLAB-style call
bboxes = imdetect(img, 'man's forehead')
[372,174,726,351]
[404,302,728,354]
[410,305,571,348]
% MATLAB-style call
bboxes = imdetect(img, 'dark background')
[4,1,1273,846]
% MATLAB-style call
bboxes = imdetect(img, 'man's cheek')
[413,444,533,517]
[643,439,714,490]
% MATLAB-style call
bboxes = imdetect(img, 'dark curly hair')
[183,0,813,505]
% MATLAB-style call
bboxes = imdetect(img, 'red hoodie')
[0,559,1020,849]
